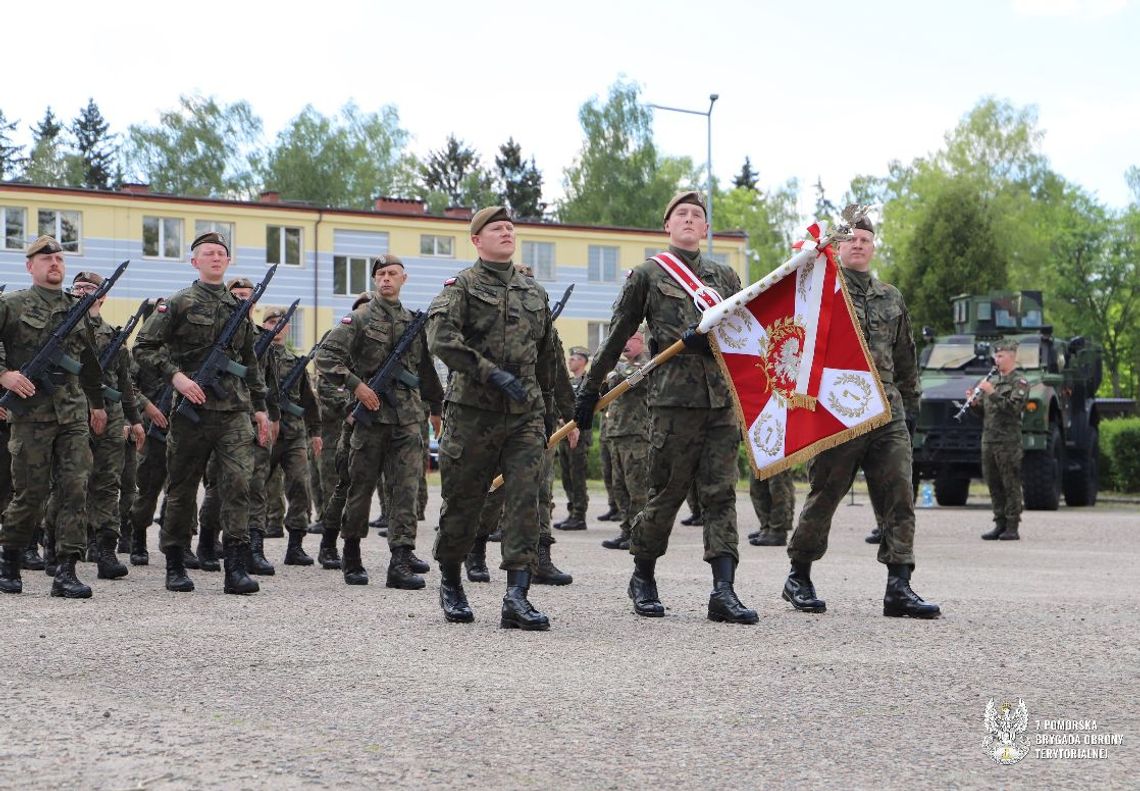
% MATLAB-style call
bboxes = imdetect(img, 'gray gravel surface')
[2,490,1136,790]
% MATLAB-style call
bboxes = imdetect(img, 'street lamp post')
[648,93,719,251]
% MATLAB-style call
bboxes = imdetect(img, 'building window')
[521,240,555,280]
[420,234,454,257]
[195,220,235,249]
[267,225,302,265]
[286,314,305,349]
[588,245,619,282]
[37,209,81,253]
[587,321,610,353]
[1,206,25,251]
[333,255,370,297]
[143,216,184,259]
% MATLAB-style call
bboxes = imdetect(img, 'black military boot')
[223,539,259,595]
[386,546,426,589]
[43,536,59,577]
[284,529,314,566]
[117,517,131,553]
[680,513,703,526]
[600,532,630,550]
[96,528,129,580]
[747,529,762,540]
[182,543,201,570]
[196,524,221,572]
[597,505,619,522]
[501,570,550,631]
[439,562,474,623]
[129,526,149,566]
[628,556,665,617]
[749,528,787,547]
[52,555,93,598]
[317,528,342,570]
[22,530,45,571]
[306,519,324,535]
[342,537,369,585]
[247,528,276,576]
[999,521,1020,541]
[865,526,882,543]
[883,564,940,619]
[406,549,430,574]
[164,546,194,592]
[981,519,1007,540]
[264,523,284,539]
[555,516,587,531]
[464,536,491,583]
[782,561,826,613]
[534,535,572,585]
[708,556,759,624]
[84,526,97,562]
[0,546,23,594]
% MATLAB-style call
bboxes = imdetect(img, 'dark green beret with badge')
[26,235,64,257]
[191,231,230,256]
[663,190,706,224]
[470,206,512,236]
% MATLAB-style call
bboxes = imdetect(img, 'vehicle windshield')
[921,343,977,370]
[1015,343,1041,369]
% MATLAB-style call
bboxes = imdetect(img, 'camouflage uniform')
[749,469,795,536]
[976,366,1029,536]
[602,353,650,543]
[598,414,618,515]
[315,374,353,526]
[267,341,321,535]
[128,354,170,560]
[556,371,591,521]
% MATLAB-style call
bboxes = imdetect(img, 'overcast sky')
[5,0,1137,214]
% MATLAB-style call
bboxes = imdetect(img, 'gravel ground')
[1,488,1136,790]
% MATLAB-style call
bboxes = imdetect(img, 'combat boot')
[500,570,550,631]
[129,526,149,566]
[865,526,882,543]
[247,528,276,576]
[84,526,97,562]
[628,556,665,617]
[43,537,58,577]
[22,530,45,571]
[96,528,129,580]
[680,513,703,526]
[182,543,201,570]
[223,539,259,595]
[0,546,23,594]
[406,549,429,574]
[707,556,758,624]
[747,529,762,540]
[439,562,474,623]
[164,546,194,592]
[117,517,131,553]
[464,536,491,583]
[284,529,314,566]
[883,564,940,619]
[534,535,572,585]
[782,561,825,613]
[317,528,342,570]
[264,523,284,539]
[999,521,1020,541]
[342,537,369,585]
[597,505,619,522]
[749,529,787,547]
[600,532,630,550]
[306,519,324,535]
[196,523,221,572]
[52,555,93,598]
[555,516,587,531]
[386,546,426,589]
[981,519,1006,540]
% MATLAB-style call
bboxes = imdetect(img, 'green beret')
[191,231,230,256]
[370,254,404,275]
[72,270,104,287]
[226,276,254,291]
[992,338,1019,353]
[853,216,875,235]
[261,305,289,323]
[26,235,64,257]
[568,346,589,358]
[470,206,512,236]
[663,190,706,224]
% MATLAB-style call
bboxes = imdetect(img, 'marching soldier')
[127,303,171,567]
[555,346,591,531]
[599,328,650,552]
[973,339,1029,541]
[596,415,619,522]
[574,191,758,624]
[748,470,795,547]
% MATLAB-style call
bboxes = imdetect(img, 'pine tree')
[495,138,545,219]
[733,157,758,191]
[0,109,25,179]
[24,107,72,186]
[71,98,116,189]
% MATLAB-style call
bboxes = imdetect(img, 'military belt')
[500,363,535,377]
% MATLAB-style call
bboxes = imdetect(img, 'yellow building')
[0,183,749,350]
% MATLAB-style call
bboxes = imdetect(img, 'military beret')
[470,206,512,236]
[513,261,533,277]
[370,254,404,275]
[191,231,230,256]
[351,292,372,310]
[663,190,707,224]
[226,276,254,291]
[992,338,1019,353]
[568,346,589,358]
[72,271,105,287]
[26,235,64,257]
[853,216,875,235]
[261,305,289,323]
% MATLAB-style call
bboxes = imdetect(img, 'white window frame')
[143,216,184,260]
[195,220,235,252]
[521,240,556,280]
[267,225,303,266]
[333,255,371,297]
[588,245,619,282]
[587,321,610,353]
[420,234,454,257]
[1,206,26,251]
[37,208,82,254]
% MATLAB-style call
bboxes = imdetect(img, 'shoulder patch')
[625,269,634,279]
[157,303,168,313]
[444,277,457,286]
[340,314,353,325]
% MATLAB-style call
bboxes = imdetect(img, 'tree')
[420,135,495,208]
[495,138,545,219]
[733,157,758,191]
[812,177,839,224]
[0,109,24,180]
[714,180,800,281]
[23,107,72,186]
[71,98,116,189]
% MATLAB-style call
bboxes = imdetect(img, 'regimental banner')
[704,224,891,478]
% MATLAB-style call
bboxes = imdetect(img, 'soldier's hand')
[173,371,206,405]
[979,380,995,394]
[254,411,271,447]
[270,420,281,444]
[311,436,323,457]
[122,424,130,441]
[355,381,381,411]
[965,388,975,400]
[568,426,580,450]
[681,324,712,357]
[0,406,7,421]
[487,368,528,403]
[144,401,168,429]
[90,408,108,436]
[130,422,146,451]
[430,414,442,439]
[0,371,35,399]
[573,389,600,431]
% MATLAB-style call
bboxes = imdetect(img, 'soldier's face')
[192,242,231,283]
[373,265,407,300]
[72,280,104,313]
[568,355,587,375]
[231,287,253,301]
[623,333,644,359]
[27,252,66,288]
[665,204,708,250]
[265,317,289,344]
[839,230,876,271]
[473,221,516,262]
[994,349,1016,373]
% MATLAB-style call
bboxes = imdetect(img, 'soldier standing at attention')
[972,339,1029,541]
[554,346,591,531]
[599,328,650,552]
[0,236,107,598]
[782,218,940,619]
[133,231,270,595]
[747,470,796,547]
[574,191,758,625]
[428,206,558,630]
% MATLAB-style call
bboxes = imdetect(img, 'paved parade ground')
[1,485,1136,790]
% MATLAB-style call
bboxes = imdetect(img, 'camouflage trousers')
[982,442,1023,529]
[686,481,702,520]
[308,442,323,519]
[316,414,345,525]
[749,469,796,533]
[163,411,254,551]
[610,434,649,539]
[1,420,92,557]
[343,420,423,547]
[477,449,557,541]
[266,465,285,530]
[322,423,353,536]
[599,435,617,511]
[631,406,740,563]
[129,430,168,532]
[434,403,544,571]
[557,431,590,519]
[790,419,916,567]
[85,407,127,535]
[119,437,137,529]
[0,423,12,519]
[418,418,430,520]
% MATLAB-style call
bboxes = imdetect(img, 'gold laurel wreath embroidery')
[756,317,810,408]
[797,258,815,301]
[751,412,785,457]
[827,372,872,419]
[715,308,749,351]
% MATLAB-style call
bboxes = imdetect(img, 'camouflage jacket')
[268,342,320,438]
[90,313,141,424]
[603,353,650,440]
[975,368,1028,444]
[134,280,268,414]
[316,296,443,427]
[584,246,740,409]
[427,259,555,415]
[842,268,920,423]
[550,328,575,421]
[316,374,353,424]
[0,285,105,424]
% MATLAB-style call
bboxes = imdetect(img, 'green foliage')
[70,98,116,189]
[495,138,545,219]
[419,135,495,209]
[0,109,24,179]
[1100,416,1140,492]
[22,107,73,187]
[714,182,800,281]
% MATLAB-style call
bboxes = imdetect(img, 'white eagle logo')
[983,698,1030,765]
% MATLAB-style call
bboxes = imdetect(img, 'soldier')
[427,205,557,630]
[596,415,619,522]
[133,231,270,595]
[782,217,940,618]
[0,236,107,598]
[681,483,703,526]
[574,191,758,624]
[748,470,795,547]
[554,346,591,531]
[600,328,650,551]
[972,339,1029,541]
[316,254,443,589]
[127,302,172,567]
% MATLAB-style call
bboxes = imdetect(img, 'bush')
[1100,417,1140,493]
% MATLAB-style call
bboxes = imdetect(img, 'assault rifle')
[0,259,130,415]
[551,283,574,322]
[173,264,277,423]
[100,299,156,403]
[278,331,329,418]
[349,310,429,426]
[253,298,300,359]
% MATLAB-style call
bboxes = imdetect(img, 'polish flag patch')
[444,277,457,286]
[157,303,168,313]
[340,314,353,325]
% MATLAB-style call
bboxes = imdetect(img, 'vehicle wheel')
[1023,423,1062,510]
[1063,427,1098,507]
[934,475,970,506]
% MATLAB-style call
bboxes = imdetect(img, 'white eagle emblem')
[982,698,1030,765]
[774,336,802,382]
